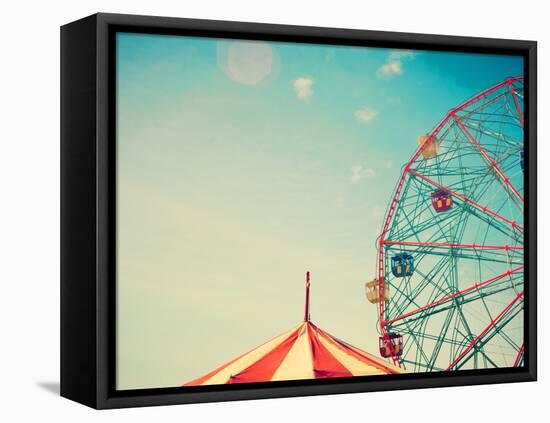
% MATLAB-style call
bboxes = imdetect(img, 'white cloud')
[377,60,403,77]
[350,166,362,183]
[217,41,273,86]
[354,106,379,125]
[377,49,415,79]
[350,165,375,184]
[293,77,314,101]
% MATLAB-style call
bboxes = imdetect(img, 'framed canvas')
[60,12,537,409]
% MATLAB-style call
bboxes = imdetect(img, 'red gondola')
[379,333,403,358]
[431,189,453,212]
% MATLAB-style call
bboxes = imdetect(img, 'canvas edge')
[60,13,99,409]
[59,12,537,410]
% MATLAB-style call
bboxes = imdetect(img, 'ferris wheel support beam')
[452,301,522,370]
[448,76,523,116]
[383,240,523,251]
[508,80,524,127]
[445,291,524,371]
[408,169,523,232]
[513,343,525,367]
[452,113,524,204]
[385,266,524,326]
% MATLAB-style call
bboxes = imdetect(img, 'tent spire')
[304,271,311,322]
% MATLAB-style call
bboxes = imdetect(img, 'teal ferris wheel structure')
[367,77,525,372]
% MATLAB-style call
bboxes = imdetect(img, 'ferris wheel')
[365,77,525,372]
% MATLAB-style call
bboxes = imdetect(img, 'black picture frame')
[60,12,537,409]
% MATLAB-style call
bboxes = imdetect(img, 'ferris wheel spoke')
[385,266,524,326]
[400,324,477,370]
[451,308,502,369]
[448,77,522,120]
[400,327,469,348]
[457,88,510,123]
[383,240,522,252]
[397,173,518,246]
[459,123,521,151]
[392,282,519,330]
[457,88,522,144]
[408,169,523,233]
[446,291,524,371]
[450,300,475,363]
[386,281,424,315]
[469,347,500,369]
[493,322,523,354]
[459,100,520,137]
[468,296,523,355]
[386,255,457,319]
[427,306,457,370]
[389,204,456,245]
[391,251,519,271]
[395,321,433,368]
[453,326,501,369]
[399,208,424,243]
[400,359,444,372]
[455,302,523,370]
[508,80,524,127]
[513,343,525,367]
[452,113,524,206]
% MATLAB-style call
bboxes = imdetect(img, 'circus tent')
[185,272,403,386]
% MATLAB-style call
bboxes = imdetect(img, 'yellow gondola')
[418,134,439,159]
[365,278,390,304]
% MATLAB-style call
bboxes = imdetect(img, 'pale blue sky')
[115,32,523,389]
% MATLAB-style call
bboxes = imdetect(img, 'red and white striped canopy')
[185,272,403,386]
[185,320,403,386]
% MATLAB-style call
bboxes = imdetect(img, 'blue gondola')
[391,253,414,278]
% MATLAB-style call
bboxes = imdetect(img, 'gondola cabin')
[431,189,453,212]
[379,333,403,358]
[391,253,414,278]
[365,278,390,304]
[418,134,439,160]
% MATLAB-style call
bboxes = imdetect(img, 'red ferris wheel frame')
[376,76,525,367]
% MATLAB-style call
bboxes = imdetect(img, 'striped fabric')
[184,320,403,386]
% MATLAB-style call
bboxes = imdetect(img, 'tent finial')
[304,271,311,322]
